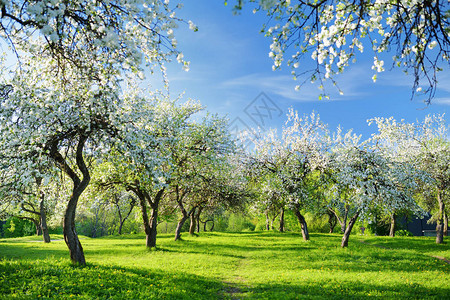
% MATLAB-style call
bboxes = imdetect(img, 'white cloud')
[220,66,371,102]
[433,97,450,106]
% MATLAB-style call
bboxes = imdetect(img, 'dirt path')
[221,257,251,299]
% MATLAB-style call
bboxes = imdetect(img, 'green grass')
[0,232,449,299]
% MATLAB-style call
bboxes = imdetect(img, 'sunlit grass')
[1,232,449,299]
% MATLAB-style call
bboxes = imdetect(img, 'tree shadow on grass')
[246,280,450,299]
[0,260,224,299]
[360,236,449,254]
[0,243,68,261]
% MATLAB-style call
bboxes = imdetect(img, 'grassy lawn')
[0,232,449,299]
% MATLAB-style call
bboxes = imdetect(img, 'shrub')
[396,229,414,237]
[3,217,35,238]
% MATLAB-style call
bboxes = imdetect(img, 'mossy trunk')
[341,211,359,248]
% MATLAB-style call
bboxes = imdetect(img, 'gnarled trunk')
[175,215,188,241]
[328,206,349,234]
[279,206,285,232]
[389,213,396,237]
[436,191,445,244]
[341,211,360,248]
[293,204,309,241]
[327,210,337,233]
[40,199,50,243]
[52,135,89,266]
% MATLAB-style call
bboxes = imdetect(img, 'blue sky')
[159,0,449,143]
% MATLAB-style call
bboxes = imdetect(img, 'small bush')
[3,217,35,238]
[396,229,414,237]
[304,213,329,233]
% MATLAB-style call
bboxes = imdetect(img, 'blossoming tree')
[249,109,329,240]
[230,0,450,102]
[328,128,426,247]
[369,114,449,243]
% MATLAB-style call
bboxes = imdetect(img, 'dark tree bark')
[341,205,349,233]
[147,201,159,248]
[265,210,270,230]
[389,212,396,237]
[328,205,349,233]
[293,204,309,241]
[341,211,360,248]
[39,199,50,243]
[189,207,196,235]
[53,135,90,266]
[175,215,188,241]
[46,133,90,265]
[174,187,192,241]
[279,206,285,232]
[20,186,49,242]
[195,207,203,233]
[201,219,214,231]
[436,191,445,244]
[115,195,136,235]
[327,210,337,233]
[131,186,164,248]
[270,213,278,230]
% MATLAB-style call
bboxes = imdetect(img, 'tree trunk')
[195,207,203,233]
[40,199,51,243]
[444,212,448,237]
[293,204,309,241]
[328,207,347,234]
[147,202,159,248]
[37,222,42,236]
[174,186,189,241]
[139,199,152,247]
[389,213,396,237]
[341,205,349,233]
[35,219,41,236]
[265,210,270,230]
[436,191,445,244]
[175,215,188,241]
[279,206,285,232]
[270,213,277,230]
[189,207,196,235]
[117,196,136,235]
[54,136,90,266]
[118,220,124,235]
[327,210,337,233]
[341,211,360,248]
